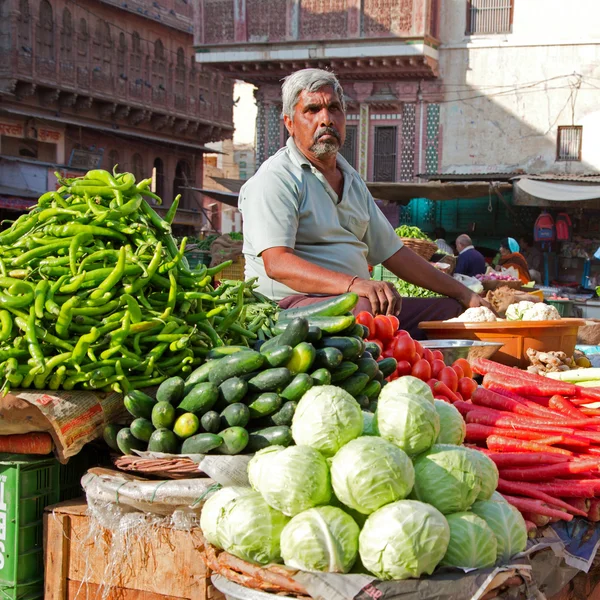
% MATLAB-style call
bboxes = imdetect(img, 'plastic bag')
[453,274,484,294]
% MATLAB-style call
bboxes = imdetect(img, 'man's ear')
[283,114,294,137]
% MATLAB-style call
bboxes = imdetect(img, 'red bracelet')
[346,276,358,292]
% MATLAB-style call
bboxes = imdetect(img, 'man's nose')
[319,109,333,126]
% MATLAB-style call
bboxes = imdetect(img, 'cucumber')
[201,411,221,434]
[156,376,185,404]
[178,382,219,414]
[208,351,265,386]
[310,368,332,386]
[261,345,293,367]
[369,400,378,413]
[103,423,125,452]
[130,418,155,442]
[259,334,283,353]
[306,326,322,343]
[280,373,313,402]
[248,368,293,392]
[152,401,176,429]
[363,379,382,400]
[314,347,344,370]
[274,315,355,335]
[286,342,316,374]
[248,393,282,418]
[320,336,364,360]
[207,346,247,359]
[373,370,385,384]
[279,317,309,348]
[365,342,382,360]
[357,324,370,339]
[344,324,366,338]
[181,432,223,454]
[339,373,370,396]
[279,293,358,319]
[220,403,251,428]
[173,413,200,439]
[331,361,359,382]
[356,357,379,381]
[215,426,249,455]
[253,339,266,351]
[355,394,370,409]
[247,426,293,452]
[378,357,398,378]
[270,401,298,426]
[185,359,218,392]
[124,390,156,420]
[116,428,146,455]
[218,377,248,404]
[148,428,178,453]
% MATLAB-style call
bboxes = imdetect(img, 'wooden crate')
[44,499,224,600]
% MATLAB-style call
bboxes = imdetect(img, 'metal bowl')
[420,339,503,364]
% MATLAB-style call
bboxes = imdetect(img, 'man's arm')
[383,247,490,309]
[454,253,467,276]
[263,247,402,315]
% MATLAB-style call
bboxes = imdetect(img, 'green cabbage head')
[466,448,500,500]
[471,499,528,564]
[291,385,363,457]
[359,500,449,580]
[387,376,434,404]
[376,392,440,455]
[412,444,481,514]
[434,400,466,445]
[280,506,359,573]
[248,445,332,516]
[331,436,414,514]
[361,411,377,436]
[441,512,498,569]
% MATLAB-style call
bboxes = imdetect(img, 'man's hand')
[458,289,495,312]
[349,278,402,316]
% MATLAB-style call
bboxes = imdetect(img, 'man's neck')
[296,145,338,176]
[459,245,474,255]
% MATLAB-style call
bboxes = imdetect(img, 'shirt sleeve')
[455,253,467,275]
[239,167,300,256]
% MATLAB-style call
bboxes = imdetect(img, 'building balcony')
[155,205,203,228]
[97,0,193,33]
[193,0,440,82]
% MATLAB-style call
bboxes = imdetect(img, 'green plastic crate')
[371,264,398,283]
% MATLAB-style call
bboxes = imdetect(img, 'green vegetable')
[270,401,298,426]
[441,512,497,569]
[151,401,176,429]
[320,336,364,361]
[181,432,223,454]
[220,403,250,428]
[147,428,178,453]
[361,411,377,436]
[130,418,155,442]
[394,225,431,240]
[116,427,146,455]
[278,317,309,348]
[280,373,313,402]
[339,373,370,397]
[261,345,294,367]
[208,351,265,387]
[285,342,316,374]
[103,423,125,451]
[248,368,293,392]
[279,293,358,320]
[218,377,248,405]
[466,448,500,500]
[178,382,219,414]
[173,413,200,439]
[200,411,221,434]
[247,426,293,451]
[434,400,466,445]
[124,390,156,419]
[248,392,282,418]
[391,376,434,403]
[310,368,331,386]
[215,426,249,454]
[392,279,442,299]
[274,314,355,335]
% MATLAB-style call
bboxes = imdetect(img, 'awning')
[186,187,239,208]
[515,178,600,202]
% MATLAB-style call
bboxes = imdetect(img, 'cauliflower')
[505,301,536,321]
[522,303,561,321]
[447,307,497,323]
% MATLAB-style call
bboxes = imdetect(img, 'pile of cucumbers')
[105,293,398,457]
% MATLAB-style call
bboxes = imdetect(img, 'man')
[239,69,489,337]
[434,227,454,256]
[519,234,542,283]
[455,234,487,278]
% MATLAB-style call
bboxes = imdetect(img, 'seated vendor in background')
[519,234,543,283]
[238,68,491,338]
[454,234,487,278]
[497,238,531,284]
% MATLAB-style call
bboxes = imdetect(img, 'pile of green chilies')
[0,168,260,394]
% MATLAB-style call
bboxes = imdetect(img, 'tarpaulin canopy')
[515,178,600,202]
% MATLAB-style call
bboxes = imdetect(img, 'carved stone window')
[152,39,166,101]
[175,47,186,103]
[92,20,103,61]
[17,0,31,51]
[132,153,144,181]
[37,0,54,61]
[130,31,142,79]
[77,18,88,56]
[116,32,127,70]
[61,8,72,58]
[107,149,119,170]
[102,22,112,75]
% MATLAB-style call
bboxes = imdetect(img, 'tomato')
[422,348,434,363]
[427,378,438,396]
[410,352,422,366]
[397,329,410,338]
[453,358,473,379]
[414,340,424,356]
[382,348,395,359]
[431,359,446,379]
[439,366,459,393]
[458,377,478,400]
[387,315,400,332]
[435,396,450,402]
[432,350,444,362]
[411,358,432,381]
[356,311,376,338]
[454,392,464,402]
[373,315,394,343]
[392,335,416,363]
[452,364,464,380]
[396,360,412,377]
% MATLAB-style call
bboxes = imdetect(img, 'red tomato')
[458,377,478,400]
[422,348,434,363]
[431,359,446,379]
[387,315,400,332]
[382,348,395,359]
[454,392,464,402]
[396,360,412,377]
[452,364,464,380]
[435,396,450,403]
[439,366,459,392]
[393,335,416,363]
[373,315,394,342]
[397,329,410,337]
[427,378,438,396]
[414,340,424,356]
[410,352,422,366]
[453,358,473,379]
[432,350,444,361]
[356,311,376,338]
[411,358,432,381]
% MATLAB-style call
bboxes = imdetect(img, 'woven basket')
[113,455,206,479]
[436,254,457,274]
[401,238,438,261]
[214,255,245,282]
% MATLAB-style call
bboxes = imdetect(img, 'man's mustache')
[313,127,341,144]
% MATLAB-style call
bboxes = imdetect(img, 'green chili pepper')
[157,237,187,274]
[12,239,74,267]
[55,296,80,339]
[139,199,170,233]
[45,224,127,243]
[59,273,87,294]
[0,214,39,245]
[206,260,233,277]
[123,241,163,294]
[24,306,45,372]
[164,194,180,225]
[69,232,93,276]
[71,327,100,365]
[161,269,177,319]
[48,365,67,390]
[34,280,49,320]
[34,352,72,389]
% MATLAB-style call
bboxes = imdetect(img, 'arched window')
[61,8,72,58]
[131,153,144,182]
[154,39,164,62]
[77,18,88,56]
[102,21,112,75]
[173,160,192,209]
[37,0,54,60]
[152,158,165,199]
[130,31,141,86]
[107,150,119,171]
[152,39,166,101]
[17,0,31,51]
[116,32,127,70]
[92,19,103,60]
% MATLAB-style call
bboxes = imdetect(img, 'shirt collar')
[286,137,355,179]
[459,245,474,255]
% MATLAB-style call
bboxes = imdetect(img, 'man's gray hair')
[281,69,345,119]
[456,234,472,248]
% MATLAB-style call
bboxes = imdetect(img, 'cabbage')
[280,506,359,573]
[490,491,507,503]
[441,512,497,569]
[359,500,450,580]
[466,448,499,500]
[291,385,363,457]
[471,499,528,564]
[386,376,434,404]
[412,444,481,514]
[331,437,414,514]
[200,486,254,548]
[216,491,290,564]
[248,445,332,516]
[376,392,440,455]
[362,411,377,436]
[434,400,466,445]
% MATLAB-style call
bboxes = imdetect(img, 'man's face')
[284,85,346,160]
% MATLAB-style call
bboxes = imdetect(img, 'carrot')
[0,432,53,454]
[496,479,588,516]
[487,435,573,456]
[548,395,589,420]
[580,408,600,417]
[534,436,566,446]
[471,358,526,377]
[501,494,574,521]
[577,388,600,402]
[524,520,539,538]
[483,373,578,398]
[588,499,600,522]
[432,380,460,402]
[491,388,562,419]
[559,497,591,514]
[465,423,562,443]
[465,410,590,433]
[453,400,485,418]
[499,460,599,482]
[487,453,570,467]
[472,387,554,419]
[532,481,596,498]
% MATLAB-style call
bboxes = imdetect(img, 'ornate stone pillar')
[254,88,266,166]
[353,82,373,180]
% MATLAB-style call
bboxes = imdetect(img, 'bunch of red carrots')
[463,358,600,531]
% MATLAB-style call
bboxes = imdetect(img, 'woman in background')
[497,238,531,284]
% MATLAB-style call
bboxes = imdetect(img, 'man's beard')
[309,126,341,158]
